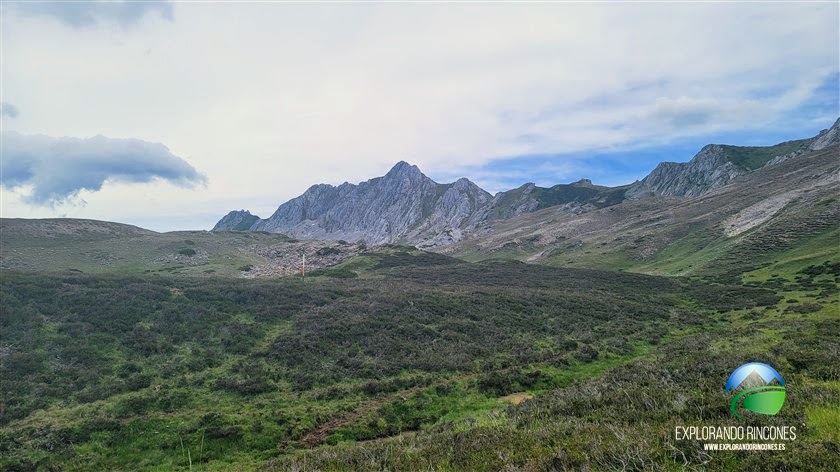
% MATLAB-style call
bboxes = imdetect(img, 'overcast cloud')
[1,132,206,205]
[1,102,19,118]
[6,0,173,28]
[0,2,837,230]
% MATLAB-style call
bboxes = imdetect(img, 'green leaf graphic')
[730,386,786,418]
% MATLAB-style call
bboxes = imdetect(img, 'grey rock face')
[627,118,840,198]
[809,118,840,151]
[626,145,744,198]
[213,163,628,247]
[245,162,492,245]
[486,183,543,219]
[212,210,260,231]
[768,119,840,166]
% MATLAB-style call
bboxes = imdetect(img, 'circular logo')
[725,362,786,418]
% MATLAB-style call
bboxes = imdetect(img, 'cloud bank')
[1,102,19,118]
[1,132,206,205]
[7,0,172,28]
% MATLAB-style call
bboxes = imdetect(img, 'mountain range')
[213,119,840,247]
[444,143,838,279]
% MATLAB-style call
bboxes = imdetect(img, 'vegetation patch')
[720,139,811,170]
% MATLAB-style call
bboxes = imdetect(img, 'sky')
[1,1,838,232]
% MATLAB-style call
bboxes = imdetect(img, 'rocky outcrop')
[627,118,840,198]
[243,162,493,245]
[470,179,622,224]
[809,118,840,151]
[626,144,744,198]
[212,210,260,231]
[479,183,542,221]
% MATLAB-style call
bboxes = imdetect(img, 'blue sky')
[434,72,839,193]
[454,115,840,194]
[1,1,838,231]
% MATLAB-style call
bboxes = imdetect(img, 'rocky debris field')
[241,239,364,277]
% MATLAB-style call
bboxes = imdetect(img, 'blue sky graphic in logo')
[726,362,786,418]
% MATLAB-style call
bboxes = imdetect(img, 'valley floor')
[1,255,838,471]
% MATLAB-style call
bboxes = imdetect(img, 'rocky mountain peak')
[385,160,424,180]
[518,182,537,192]
[625,144,736,198]
[452,177,483,191]
[218,161,494,245]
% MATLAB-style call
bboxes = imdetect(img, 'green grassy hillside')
[719,138,812,170]
[0,218,363,278]
[1,252,837,470]
[443,146,840,283]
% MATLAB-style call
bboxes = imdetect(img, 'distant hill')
[0,219,365,278]
[213,119,839,247]
[0,218,156,240]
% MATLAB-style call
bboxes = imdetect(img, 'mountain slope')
[626,119,839,198]
[472,179,629,222]
[0,218,156,240]
[3,238,836,471]
[442,144,840,280]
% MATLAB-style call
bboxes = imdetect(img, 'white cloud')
[1,2,837,230]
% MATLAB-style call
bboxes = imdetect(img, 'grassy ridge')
[0,225,273,277]
[0,218,369,279]
[720,139,812,170]
[442,145,840,283]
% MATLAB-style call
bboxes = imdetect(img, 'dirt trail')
[298,352,582,448]
[299,384,426,447]
[299,370,488,448]
[297,347,594,448]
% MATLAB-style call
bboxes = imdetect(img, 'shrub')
[309,267,357,279]
[316,247,341,256]
[784,303,822,314]
[573,344,599,362]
